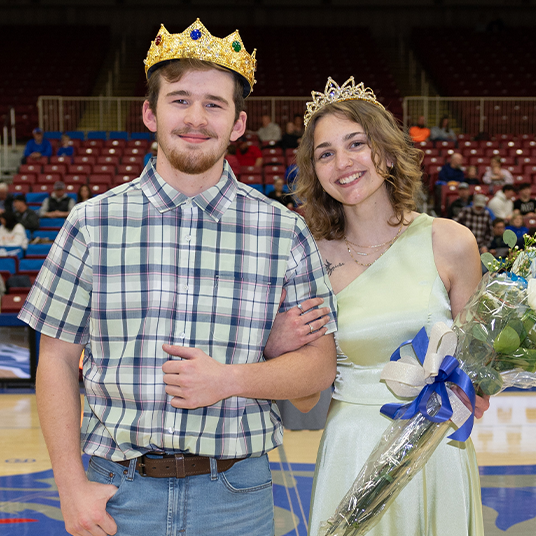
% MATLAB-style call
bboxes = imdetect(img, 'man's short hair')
[502,185,515,192]
[493,218,505,227]
[13,194,27,203]
[517,183,532,191]
[145,59,244,122]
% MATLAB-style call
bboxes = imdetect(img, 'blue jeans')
[87,454,275,536]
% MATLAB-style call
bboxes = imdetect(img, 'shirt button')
[167,427,174,434]
[179,333,186,339]
[182,285,189,291]
[184,235,191,242]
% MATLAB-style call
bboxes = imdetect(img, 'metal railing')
[37,96,310,135]
[403,96,536,137]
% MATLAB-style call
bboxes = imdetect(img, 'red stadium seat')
[74,155,97,165]
[37,173,62,184]
[1,293,29,313]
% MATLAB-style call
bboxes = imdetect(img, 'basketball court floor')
[1,389,535,535]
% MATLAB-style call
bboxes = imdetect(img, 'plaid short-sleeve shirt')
[19,160,336,461]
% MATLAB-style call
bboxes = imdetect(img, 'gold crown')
[303,77,385,128]
[144,20,256,97]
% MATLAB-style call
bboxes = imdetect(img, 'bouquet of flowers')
[319,231,536,536]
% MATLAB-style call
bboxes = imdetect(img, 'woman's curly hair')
[293,100,424,241]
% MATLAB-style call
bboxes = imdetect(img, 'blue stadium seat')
[66,131,85,140]
[26,192,49,204]
[44,131,62,140]
[33,230,59,241]
[130,132,152,140]
[0,258,18,275]
[88,131,107,140]
[25,243,53,258]
[110,131,128,140]
[18,259,46,274]
[38,218,65,230]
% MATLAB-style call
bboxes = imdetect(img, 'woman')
[0,211,28,249]
[293,78,488,536]
[77,184,92,204]
[430,116,457,142]
[482,155,514,188]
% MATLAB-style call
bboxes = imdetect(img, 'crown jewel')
[144,19,257,97]
[303,77,385,128]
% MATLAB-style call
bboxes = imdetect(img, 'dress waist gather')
[332,362,402,406]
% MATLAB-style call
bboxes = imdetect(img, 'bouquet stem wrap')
[320,267,536,536]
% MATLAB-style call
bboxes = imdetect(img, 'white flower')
[528,278,536,310]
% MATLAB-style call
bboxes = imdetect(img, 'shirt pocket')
[210,274,274,356]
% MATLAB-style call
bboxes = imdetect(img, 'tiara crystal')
[144,19,257,97]
[303,77,385,128]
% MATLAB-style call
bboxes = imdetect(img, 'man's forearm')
[36,336,87,492]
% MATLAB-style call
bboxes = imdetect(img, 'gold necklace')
[344,225,403,249]
[344,226,403,267]
[344,240,390,266]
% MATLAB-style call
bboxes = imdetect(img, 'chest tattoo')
[324,259,344,276]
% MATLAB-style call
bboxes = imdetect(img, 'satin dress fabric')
[308,214,484,536]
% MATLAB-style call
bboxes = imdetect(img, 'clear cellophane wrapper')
[320,268,536,536]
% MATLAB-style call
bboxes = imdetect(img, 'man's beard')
[159,127,230,175]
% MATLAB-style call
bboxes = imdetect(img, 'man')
[438,153,465,183]
[487,184,515,221]
[19,20,336,536]
[455,193,493,253]
[489,218,509,258]
[13,194,40,232]
[267,177,294,209]
[22,127,53,163]
[513,183,536,216]
[257,114,282,143]
[236,135,263,167]
[447,181,472,219]
[39,181,75,218]
[0,183,14,215]
[409,115,430,143]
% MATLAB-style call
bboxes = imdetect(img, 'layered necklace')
[344,225,403,267]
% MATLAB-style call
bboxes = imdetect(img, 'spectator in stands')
[482,155,514,188]
[77,184,93,204]
[0,183,14,215]
[225,144,241,177]
[513,183,536,216]
[487,184,515,221]
[506,213,529,242]
[447,182,472,219]
[40,181,75,218]
[13,194,40,232]
[22,127,53,163]
[280,121,301,150]
[236,136,263,167]
[293,114,305,137]
[438,153,464,183]
[409,115,430,143]
[430,116,457,142]
[267,177,294,209]
[464,165,481,185]
[455,194,493,253]
[144,141,158,167]
[0,212,28,249]
[257,114,282,143]
[489,218,509,258]
[56,134,74,159]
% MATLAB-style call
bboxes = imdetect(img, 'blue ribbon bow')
[380,327,476,442]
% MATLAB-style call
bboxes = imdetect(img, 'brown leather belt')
[116,453,243,478]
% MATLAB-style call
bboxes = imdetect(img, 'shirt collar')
[140,158,237,222]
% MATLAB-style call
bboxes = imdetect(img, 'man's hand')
[162,345,230,409]
[60,480,118,536]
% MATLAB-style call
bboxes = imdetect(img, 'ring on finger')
[309,324,314,334]
[297,303,304,312]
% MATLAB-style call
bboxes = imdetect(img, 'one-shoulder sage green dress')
[309,214,484,536]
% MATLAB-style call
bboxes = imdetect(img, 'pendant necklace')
[344,225,403,267]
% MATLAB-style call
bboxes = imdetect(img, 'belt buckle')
[174,453,186,478]
[137,455,148,477]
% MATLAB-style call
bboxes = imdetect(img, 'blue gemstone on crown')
[190,29,202,40]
